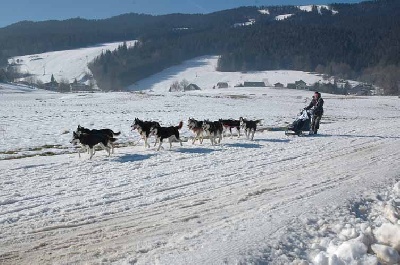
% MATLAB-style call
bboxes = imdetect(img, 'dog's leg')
[237,127,240,138]
[100,143,111,156]
[157,139,163,151]
[169,137,172,149]
[192,132,197,145]
[251,129,255,141]
[179,136,183,147]
[89,148,94,159]
[144,136,150,148]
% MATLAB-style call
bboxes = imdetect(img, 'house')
[243,81,266,87]
[287,83,296,90]
[184,83,201,91]
[295,80,307,90]
[350,84,373,96]
[70,82,92,92]
[217,82,229,89]
[274,82,284,88]
[44,81,58,90]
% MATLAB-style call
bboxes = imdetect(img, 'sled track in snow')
[1,91,399,264]
[1,129,399,264]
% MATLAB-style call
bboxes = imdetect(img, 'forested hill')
[1,0,400,94]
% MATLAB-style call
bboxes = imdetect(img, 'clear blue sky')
[1,0,362,28]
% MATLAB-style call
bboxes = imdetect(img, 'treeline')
[0,9,258,67]
[1,0,400,94]
[89,0,400,94]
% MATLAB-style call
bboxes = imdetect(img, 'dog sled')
[285,109,313,136]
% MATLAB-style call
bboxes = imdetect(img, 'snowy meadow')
[1,64,400,264]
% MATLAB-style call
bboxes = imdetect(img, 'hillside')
[8,41,136,87]
[88,0,400,94]
[128,55,359,93]
[1,0,399,94]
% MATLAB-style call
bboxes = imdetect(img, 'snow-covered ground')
[0,77,399,264]
[8,41,136,85]
[128,56,329,92]
[297,5,338,15]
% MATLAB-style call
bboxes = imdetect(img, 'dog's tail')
[255,119,263,124]
[176,121,183,130]
[113,131,121,136]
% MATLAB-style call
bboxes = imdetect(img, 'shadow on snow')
[224,143,262,149]
[256,138,291,143]
[175,147,217,154]
[115,154,153,163]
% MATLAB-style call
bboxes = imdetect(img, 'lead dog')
[239,117,262,140]
[150,121,183,151]
[76,125,120,154]
[219,119,241,138]
[131,118,160,148]
[187,118,204,144]
[202,120,223,145]
[70,131,116,159]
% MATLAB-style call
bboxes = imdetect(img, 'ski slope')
[128,56,330,92]
[0,80,399,264]
[9,41,136,85]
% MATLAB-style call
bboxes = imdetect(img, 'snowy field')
[1,81,399,264]
[128,56,333,92]
[8,41,136,85]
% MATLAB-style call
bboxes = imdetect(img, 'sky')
[0,0,363,28]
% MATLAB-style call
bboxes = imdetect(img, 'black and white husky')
[187,118,204,144]
[131,118,160,148]
[219,119,241,138]
[76,125,120,154]
[150,121,183,151]
[202,120,223,145]
[70,131,116,159]
[239,117,262,140]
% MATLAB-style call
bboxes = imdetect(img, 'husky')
[219,119,241,138]
[187,118,204,144]
[150,121,183,151]
[239,117,262,140]
[70,131,116,159]
[76,125,120,154]
[202,120,223,145]
[131,118,160,148]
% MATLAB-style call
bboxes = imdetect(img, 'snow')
[297,5,338,15]
[0,82,40,93]
[258,9,270,15]
[234,19,255,28]
[275,13,294,21]
[371,244,399,264]
[374,223,400,251]
[8,40,136,86]
[128,56,326,92]
[1,56,400,264]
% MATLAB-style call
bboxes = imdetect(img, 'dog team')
[70,117,262,159]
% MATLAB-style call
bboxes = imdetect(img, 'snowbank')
[311,181,400,265]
